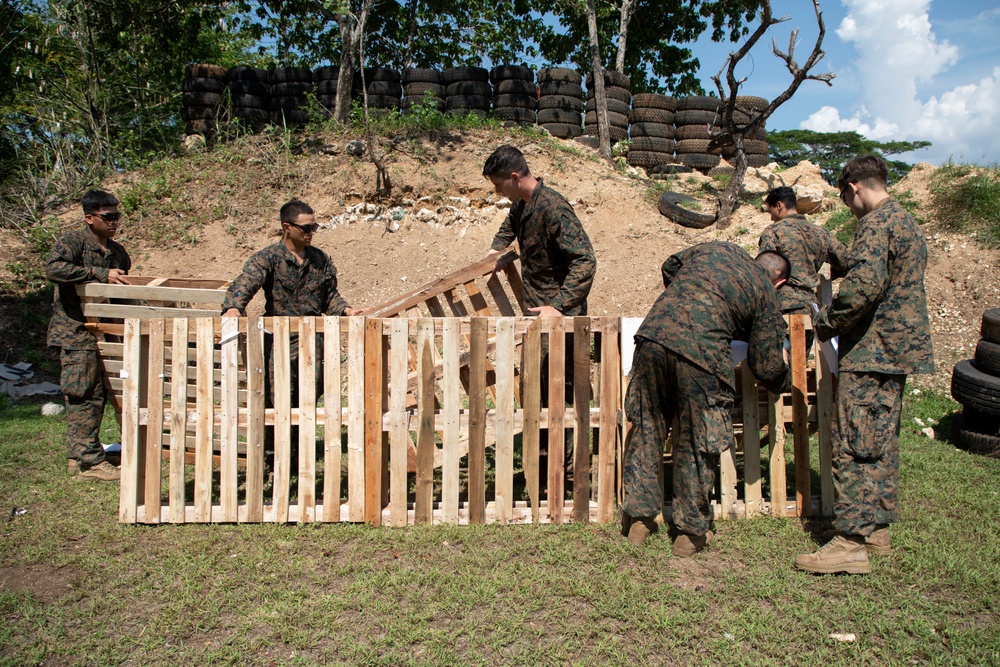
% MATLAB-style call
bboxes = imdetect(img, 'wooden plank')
[389,319,410,527]
[168,319,189,523]
[194,318,214,523]
[299,317,318,523]
[522,318,542,524]
[442,289,470,317]
[485,273,517,317]
[501,263,526,314]
[245,317,265,523]
[815,321,835,518]
[415,319,436,525]
[77,283,227,304]
[597,317,619,523]
[768,390,786,518]
[82,303,220,319]
[741,363,762,518]
[790,314,810,517]
[118,319,141,523]
[720,439,738,520]
[468,318,488,525]
[219,317,240,522]
[323,316,343,523]
[441,318,461,524]
[573,317,591,523]
[463,281,491,316]
[364,319,383,526]
[347,317,366,522]
[142,319,165,523]
[494,318,516,524]
[547,318,566,524]
[272,317,292,523]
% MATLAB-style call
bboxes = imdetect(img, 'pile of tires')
[313,65,342,118]
[227,66,270,132]
[536,68,582,139]
[270,66,312,127]
[951,308,1000,458]
[182,63,227,140]
[583,70,629,144]
[626,93,678,169]
[357,67,401,114]
[401,68,444,114]
[491,65,536,127]
[673,96,724,171]
[443,66,491,117]
[719,95,770,167]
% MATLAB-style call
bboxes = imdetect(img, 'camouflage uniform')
[46,227,131,465]
[814,197,934,537]
[623,242,789,535]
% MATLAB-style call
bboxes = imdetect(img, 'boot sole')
[866,544,891,556]
[794,559,870,574]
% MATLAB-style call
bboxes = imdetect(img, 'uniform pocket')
[60,349,99,399]
[842,402,883,461]
[696,381,735,456]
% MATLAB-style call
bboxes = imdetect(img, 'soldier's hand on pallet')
[486,248,514,271]
[222,308,241,318]
[529,305,563,318]
[344,307,361,316]
[107,269,130,285]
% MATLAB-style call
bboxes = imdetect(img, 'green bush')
[931,163,1000,247]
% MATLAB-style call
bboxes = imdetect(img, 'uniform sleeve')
[824,232,850,280]
[757,226,779,254]
[747,293,790,394]
[45,235,108,284]
[221,252,269,315]
[490,210,517,251]
[814,219,888,342]
[660,250,687,288]
[323,261,351,315]
[547,212,596,314]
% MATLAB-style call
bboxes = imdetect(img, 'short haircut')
[764,186,797,210]
[82,190,119,215]
[280,199,313,223]
[838,154,889,192]
[482,144,530,178]
[755,250,790,284]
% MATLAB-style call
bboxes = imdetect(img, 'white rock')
[829,633,856,643]
[922,427,935,439]
[415,208,437,223]
[41,402,65,416]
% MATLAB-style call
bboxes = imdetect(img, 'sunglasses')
[287,221,320,234]
[89,211,121,222]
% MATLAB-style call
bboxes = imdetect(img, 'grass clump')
[931,162,1000,246]
[825,206,857,245]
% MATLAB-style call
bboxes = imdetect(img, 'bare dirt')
[2,128,998,392]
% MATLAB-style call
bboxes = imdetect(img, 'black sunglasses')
[89,211,121,222]
[287,221,319,233]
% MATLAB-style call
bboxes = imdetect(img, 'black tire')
[446,80,491,97]
[584,110,628,128]
[630,137,675,153]
[358,67,400,83]
[952,360,1000,416]
[628,108,674,125]
[676,139,721,155]
[735,95,769,112]
[674,109,720,125]
[184,118,216,134]
[230,93,268,109]
[627,151,675,168]
[272,81,313,97]
[954,415,1000,457]
[182,91,221,107]
[586,85,632,104]
[678,95,721,112]
[494,79,535,96]
[732,139,769,154]
[315,79,341,95]
[651,164,692,175]
[677,153,721,169]
[270,109,309,125]
[492,93,535,109]
[538,67,582,85]
[585,69,629,89]
[709,165,735,177]
[574,136,600,149]
[270,67,312,83]
[974,339,1000,378]
[271,95,307,111]
[365,94,400,109]
[585,98,630,116]
[404,82,444,97]
[629,122,674,139]
[183,77,226,94]
[402,67,442,84]
[366,81,402,97]
[537,95,583,112]
[317,95,342,109]
[232,107,269,122]
[491,65,533,83]
[962,407,1000,436]
[583,124,628,143]
[181,105,216,121]
[443,66,488,84]
[229,80,269,97]
[540,81,583,98]
[492,106,536,124]
[185,63,227,80]
[448,107,488,118]
[674,124,720,141]
[747,154,771,167]
[658,191,716,228]
[227,66,269,83]
[313,65,339,81]
[401,95,445,111]
[537,108,582,125]
[540,123,582,139]
[983,309,1000,344]
[446,94,490,110]
[630,93,678,111]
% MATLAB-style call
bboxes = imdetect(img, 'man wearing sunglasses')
[46,189,131,482]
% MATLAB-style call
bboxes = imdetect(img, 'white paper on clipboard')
[812,303,839,377]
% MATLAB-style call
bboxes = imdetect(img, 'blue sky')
[685,0,1000,165]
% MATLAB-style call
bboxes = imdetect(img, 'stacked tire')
[951,309,1000,458]
[228,66,270,132]
[627,93,678,170]
[536,68,582,139]
[401,68,445,114]
[270,66,312,127]
[490,65,536,127]
[182,64,227,140]
[583,70,629,144]
[719,95,770,167]
[357,67,401,114]
[673,96,723,171]
[443,66,491,117]
[313,65,342,118]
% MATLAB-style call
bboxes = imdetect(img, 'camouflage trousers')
[60,348,108,465]
[622,340,734,535]
[832,371,905,537]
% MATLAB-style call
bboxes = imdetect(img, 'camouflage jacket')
[221,242,350,316]
[636,242,789,393]
[814,197,934,374]
[46,227,132,350]
[491,180,596,315]
[758,214,849,314]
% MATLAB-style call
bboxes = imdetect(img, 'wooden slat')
[768,390,786,518]
[323,316,343,523]
[815,323,835,517]
[790,314,810,517]
[143,319,165,523]
[77,283,227,304]
[720,438,738,520]
[495,318,516,524]
[272,317,292,523]
[364,319,383,526]
[597,317,619,523]
[194,318,214,523]
[82,303,220,319]
[415,318,435,525]
[501,264,526,313]
[741,363,762,518]
[485,273,517,317]
[118,319,141,523]
[573,317,591,523]
[245,317,265,523]
[219,317,240,522]
[168,319,188,523]
[547,318,566,524]
[463,281,491,316]
[522,319,542,524]
[441,318,461,524]
[347,317,366,522]
[299,317,318,523]
[389,319,410,527]
[468,318,488,525]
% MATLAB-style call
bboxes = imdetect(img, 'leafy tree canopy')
[768,129,932,185]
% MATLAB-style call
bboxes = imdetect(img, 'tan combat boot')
[626,517,658,546]
[866,524,891,555]
[795,534,870,574]
[67,459,80,474]
[672,531,713,558]
[78,461,121,482]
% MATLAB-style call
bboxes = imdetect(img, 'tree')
[768,129,931,185]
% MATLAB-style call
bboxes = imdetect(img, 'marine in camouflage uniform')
[622,242,789,550]
[47,216,131,467]
[758,215,849,316]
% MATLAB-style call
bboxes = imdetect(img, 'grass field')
[1,390,998,666]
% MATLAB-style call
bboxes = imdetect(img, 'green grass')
[825,206,857,246]
[931,162,1000,246]
[2,390,998,665]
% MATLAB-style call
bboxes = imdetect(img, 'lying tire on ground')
[974,339,1000,377]
[951,359,1000,416]
[961,407,1000,436]
[982,309,1000,344]
[953,414,1000,458]
[658,191,716,229]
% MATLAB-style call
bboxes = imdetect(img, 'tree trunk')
[585,0,611,161]
[615,0,637,73]
[402,0,418,68]
[334,14,359,124]
[716,138,748,228]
